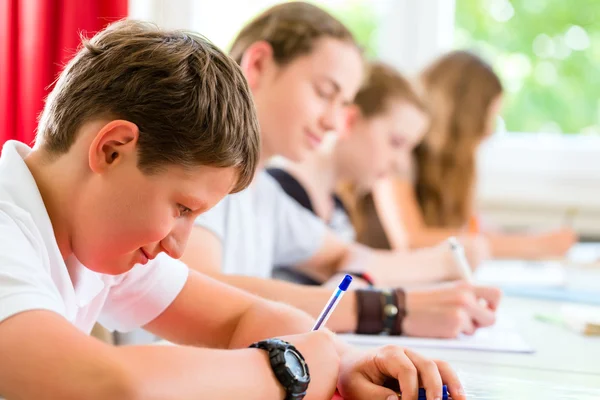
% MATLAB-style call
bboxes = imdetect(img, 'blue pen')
[412,385,449,400]
[312,274,352,331]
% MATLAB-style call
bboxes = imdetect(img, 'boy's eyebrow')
[179,194,208,212]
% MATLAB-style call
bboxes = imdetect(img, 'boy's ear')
[88,120,139,174]
[239,41,275,89]
[339,105,361,138]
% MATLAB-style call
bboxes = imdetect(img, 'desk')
[388,262,600,377]
[332,363,600,400]
[344,295,600,398]
[344,261,600,398]
[399,296,600,376]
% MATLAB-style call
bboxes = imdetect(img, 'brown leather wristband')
[355,289,384,334]
[355,288,407,335]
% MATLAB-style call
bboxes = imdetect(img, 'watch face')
[284,349,307,378]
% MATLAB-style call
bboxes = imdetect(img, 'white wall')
[477,134,600,237]
[376,0,456,74]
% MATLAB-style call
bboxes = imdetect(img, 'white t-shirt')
[194,171,327,278]
[0,141,189,334]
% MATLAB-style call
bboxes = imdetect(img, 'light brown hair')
[337,62,426,248]
[37,19,259,193]
[229,1,358,65]
[353,62,426,118]
[415,50,503,227]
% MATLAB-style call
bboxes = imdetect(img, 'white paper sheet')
[340,316,534,353]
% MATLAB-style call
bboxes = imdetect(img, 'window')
[455,0,600,135]
[184,0,385,58]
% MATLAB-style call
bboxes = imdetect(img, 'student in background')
[371,50,577,259]
[267,61,499,336]
[268,62,427,247]
[183,3,501,341]
[0,20,464,400]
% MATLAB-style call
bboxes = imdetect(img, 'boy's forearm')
[0,311,284,400]
[214,273,358,336]
[118,345,285,400]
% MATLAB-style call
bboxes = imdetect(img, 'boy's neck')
[25,149,74,261]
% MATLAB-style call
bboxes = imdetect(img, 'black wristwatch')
[249,339,310,400]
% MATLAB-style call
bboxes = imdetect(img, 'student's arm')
[0,257,340,399]
[298,230,462,286]
[182,227,499,337]
[373,177,576,259]
[144,269,319,346]
[180,226,358,333]
[0,310,298,400]
[262,173,462,284]
[485,229,577,259]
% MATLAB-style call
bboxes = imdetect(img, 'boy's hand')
[403,280,502,338]
[337,347,466,400]
[282,331,340,399]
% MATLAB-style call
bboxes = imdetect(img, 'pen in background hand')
[447,236,473,281]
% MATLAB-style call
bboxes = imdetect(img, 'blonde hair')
[337,62,425,247]
[415,50,503,227]
[229,1,358,65]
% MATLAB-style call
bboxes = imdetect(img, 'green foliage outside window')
[455,0,600,134]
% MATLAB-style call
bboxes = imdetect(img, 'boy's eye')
[177,204,193,217]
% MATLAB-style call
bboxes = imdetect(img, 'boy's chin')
[83,259,136,276]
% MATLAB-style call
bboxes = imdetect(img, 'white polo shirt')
[0,141,189,334]
[194,171,327,278]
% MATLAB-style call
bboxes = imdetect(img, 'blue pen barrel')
[416,385,449,400]
[312,275,352,331]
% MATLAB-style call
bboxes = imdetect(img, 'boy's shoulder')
[0,201,40,242]
[0,142,59,247]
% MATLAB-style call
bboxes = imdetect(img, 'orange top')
[468,214,481,234]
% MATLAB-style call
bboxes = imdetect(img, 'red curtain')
[0,0,127,148]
